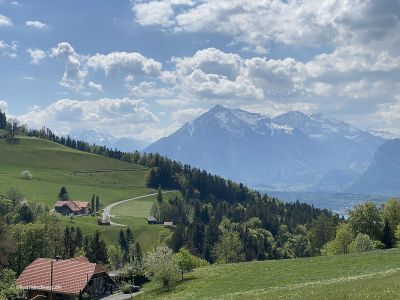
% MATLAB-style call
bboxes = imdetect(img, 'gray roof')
[147,216,157,221]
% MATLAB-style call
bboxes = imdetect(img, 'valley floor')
[137,248,400,300]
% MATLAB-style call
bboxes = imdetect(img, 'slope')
[0,136,165,250]
[139,248,400,300]
[350,138,400,195]
[274,111,385,173]
[145,105,336,190]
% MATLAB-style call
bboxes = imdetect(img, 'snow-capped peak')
[274,111,362,139]
[197,105,293,136]
[368,130,399,140]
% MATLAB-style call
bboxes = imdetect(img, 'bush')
[121,283,132,294]
[353,233,374,253]
[0,269,24,300]
[373,240,385,249]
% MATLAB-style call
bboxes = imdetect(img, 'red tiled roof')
[16,258,98,296]
[54,201,89,212]
[74,201,90,208]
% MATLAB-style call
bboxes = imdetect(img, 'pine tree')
[382,219,395,248]
[64,227,75,258]
[75,227,83,250]
[133,242,142,264]
[58,187,70,201]
[126,227,134,244]
[87,231,108,264]
[95,195,100,212]
[118,229,130,262]
[0,110,6,129]
[157,186,163,204]
[91,194,95,213]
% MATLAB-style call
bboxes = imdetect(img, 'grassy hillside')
[0,136,175,250]
[138,248,400,299]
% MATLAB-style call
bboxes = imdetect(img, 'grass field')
[138,248,400,299]
[0,136,177,250]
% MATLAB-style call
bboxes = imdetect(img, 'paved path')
[102,191,174,226]
[100,291,142,300]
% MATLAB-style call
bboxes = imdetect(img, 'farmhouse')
[54,201,91,216]
[16,257,117,300]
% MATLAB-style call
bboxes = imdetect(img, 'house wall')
[86,273,117,297]
[55,206,73,216]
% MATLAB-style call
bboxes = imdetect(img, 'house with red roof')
[16,257,117,300]
[54,201,91,216]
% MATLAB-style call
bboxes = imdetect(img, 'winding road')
[102,191,174,226]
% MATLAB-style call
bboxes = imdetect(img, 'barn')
[54,201,91,216]
[16,257,117,300]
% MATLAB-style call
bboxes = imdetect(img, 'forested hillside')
[1,109,400,300]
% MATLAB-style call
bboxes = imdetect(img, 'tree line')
[0,186,146,298]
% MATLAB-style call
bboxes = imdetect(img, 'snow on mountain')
[273,111,362,140]
[368,130,399,140]
[145,105,392,191]
[273,111,386,172]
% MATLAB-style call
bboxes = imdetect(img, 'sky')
[0,0,399,142]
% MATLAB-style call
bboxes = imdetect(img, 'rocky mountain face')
[145,105,392,191]
[349,139,400,195]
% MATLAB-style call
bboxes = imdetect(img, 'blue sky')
[0,0,399,142]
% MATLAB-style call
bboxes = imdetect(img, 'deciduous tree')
[144,245,180,290]
[353,233,374,253]
[174,248,197,280]
[213,231,244,264]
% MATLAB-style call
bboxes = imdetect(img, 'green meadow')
[0,136,178,251]
[138,248,400,299]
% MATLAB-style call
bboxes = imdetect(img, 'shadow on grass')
[4,137,20,144]
[147,276,198,297]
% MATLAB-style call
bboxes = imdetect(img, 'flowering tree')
[144,245,179,290]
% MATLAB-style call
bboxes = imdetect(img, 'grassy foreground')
[0,136,177,251]
[138,248,400,299]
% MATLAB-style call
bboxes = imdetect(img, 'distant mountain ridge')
[72,129,148,152]
[349,138,400,195]
[145,105,394,191]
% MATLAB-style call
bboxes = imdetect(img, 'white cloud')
[0,100,8,113]
[88,81,103,92]
[0,14,12,27]
[174,48,263,100]
[50,42,87,91]
[133,0,196,27]
[0,40,18,58]
[25,20,48,30]
[133,1,175,26]
[87,51,163,78]
[132,0,400,54]
[162,45,400,133]
[171,107,207,123]
[128,81,174,98]
[26,48,47,65]
[18,98,160,140]
[22,76,35,80]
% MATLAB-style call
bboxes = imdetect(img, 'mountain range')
[350,138,400,195]
[72,129,148,152]
[145,105,399,193]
